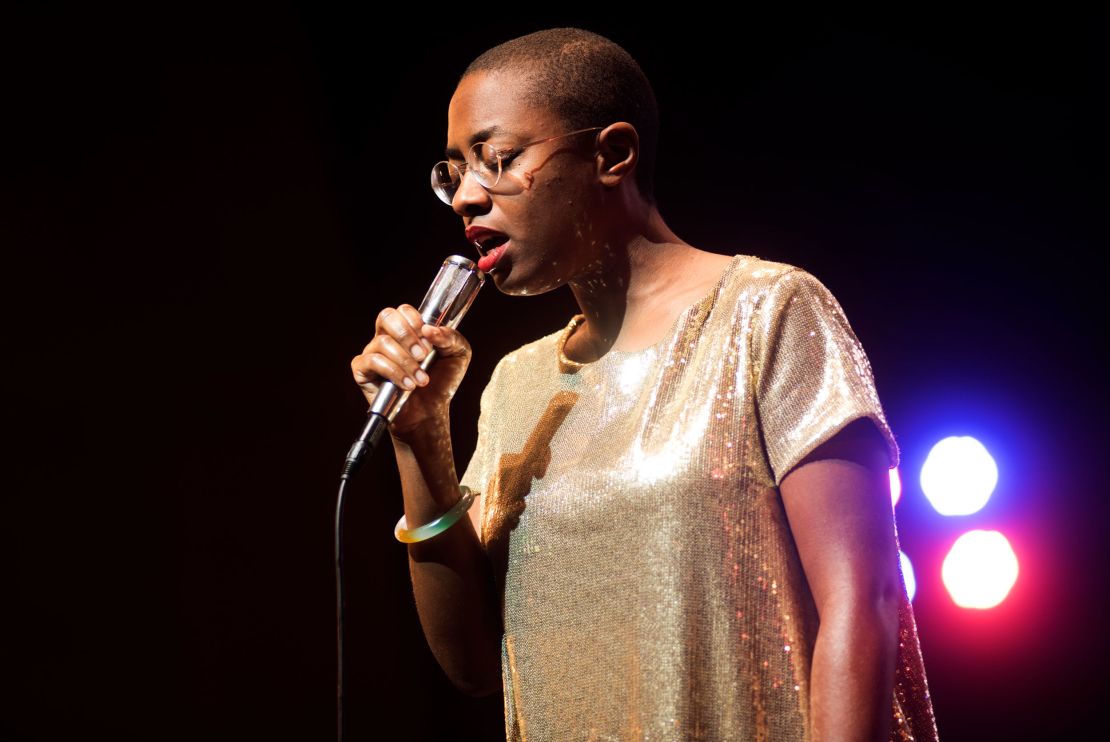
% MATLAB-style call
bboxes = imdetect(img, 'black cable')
[334,256,482,740]
[335,415,385,741]
[334,475,349,742]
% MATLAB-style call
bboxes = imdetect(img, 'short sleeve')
[752,268,899,486]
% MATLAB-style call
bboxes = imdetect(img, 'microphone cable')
[333,256,483,741]
[334,475,349,742]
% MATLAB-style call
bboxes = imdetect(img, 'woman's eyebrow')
[444,125,512,159]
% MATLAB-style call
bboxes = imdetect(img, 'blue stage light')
[920,436,998,516]
[899,550,916,602]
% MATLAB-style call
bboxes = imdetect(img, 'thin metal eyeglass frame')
[431,126,604,205]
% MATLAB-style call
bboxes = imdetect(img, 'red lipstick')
[465,225,510,273]
[477,242,509,272]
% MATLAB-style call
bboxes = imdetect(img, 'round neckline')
[557,254,746,370]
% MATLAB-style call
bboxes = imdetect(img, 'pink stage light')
[941,530,1019,609]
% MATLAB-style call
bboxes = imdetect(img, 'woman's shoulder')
[675,251,801,310]
[719,254,842,305]
[726,253,806,285]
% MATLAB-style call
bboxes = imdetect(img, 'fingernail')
[402,377,415,390]
[410,344,426,360]
[415,370,429,385]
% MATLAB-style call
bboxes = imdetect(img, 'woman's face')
[445,70,609,296]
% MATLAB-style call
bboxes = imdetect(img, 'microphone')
[341,255,485,481]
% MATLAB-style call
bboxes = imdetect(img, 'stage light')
[941,530,1019,609]
[920,436,998,515]
[889,467,902,507]
[899,550,916,602]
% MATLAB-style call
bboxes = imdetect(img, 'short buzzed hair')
[461,28,660,208]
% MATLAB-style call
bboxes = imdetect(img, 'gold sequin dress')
[460,254,938,741]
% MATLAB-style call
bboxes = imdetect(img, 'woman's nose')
[451,168,491,216]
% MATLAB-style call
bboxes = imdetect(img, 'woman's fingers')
[377,335,431,387]
[378,305,433,361]
[421,324,471,360]
[352,339,428,392]
[354,305,432,387]
[351,306,471,414]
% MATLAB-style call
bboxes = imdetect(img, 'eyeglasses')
[430,126,604,205]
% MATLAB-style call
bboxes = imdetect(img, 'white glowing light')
[899,550,916,602]
[889,467,902,507]
[941,530,1019,609]
[920,436,998,515]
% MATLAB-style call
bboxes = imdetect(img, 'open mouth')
[474,235,510,272]
[473,233,508,255]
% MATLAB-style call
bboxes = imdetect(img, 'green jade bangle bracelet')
[394,486,478,543]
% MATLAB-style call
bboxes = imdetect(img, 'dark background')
[5,5,1104,740]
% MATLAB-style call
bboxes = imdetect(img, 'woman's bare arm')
[779,418,901,741]
[352,307,502,696]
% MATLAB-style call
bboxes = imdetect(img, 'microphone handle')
[341,255,484,481]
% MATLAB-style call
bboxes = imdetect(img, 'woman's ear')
[595,122,639,188]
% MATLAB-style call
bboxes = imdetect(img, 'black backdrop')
[5,6,1105,740]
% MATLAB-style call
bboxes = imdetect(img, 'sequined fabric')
[460,254,938,741]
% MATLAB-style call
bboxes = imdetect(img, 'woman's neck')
[563,208,718,362]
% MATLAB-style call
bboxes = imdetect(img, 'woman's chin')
[491,269,560,298]
[492,275,534,297]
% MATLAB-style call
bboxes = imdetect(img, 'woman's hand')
[350,304,472,440]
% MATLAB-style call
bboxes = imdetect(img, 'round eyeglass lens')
[431,162,459,204]
[470,142,503,187]
[430,142,507,204]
